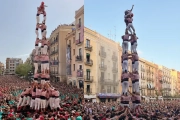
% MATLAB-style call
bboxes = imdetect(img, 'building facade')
[145,61,155,97]
[5,58,23,74]
[49,25,75,82]
[65,6,84,89]
[177,71,180,95]
[138,58,146,96]
[171,69,178,96]
[0,62,4,75]
[161,66,171,96]
[82,27,121,102]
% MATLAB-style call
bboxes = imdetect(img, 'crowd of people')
[0,75,84,120]
[83,100,180,120]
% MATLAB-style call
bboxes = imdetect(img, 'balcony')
[100,51,106,58]
[141,68,145,72]
[99,64,107,71]
[50,71,58,75]
[85,88,92,95]
[77,69,83,77]
[50,61,59,66]
[85,59,93,66]
[84,76,93,82]
[147,87,155,90]
[112,67,118,73]
[76,39,83,45]
[141,86,146,89]
[85,45,92,51]
[55,49,58,54]
[112,55,118,61]
[76,55,82,62]
[76,23,81,29]
[99,77,119,85]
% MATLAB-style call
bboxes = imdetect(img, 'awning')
[97,93,121,98]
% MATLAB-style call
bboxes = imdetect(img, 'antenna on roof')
[114,26,116,41]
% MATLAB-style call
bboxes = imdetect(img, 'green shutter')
[86,69,90,72]
[86,53,90,56]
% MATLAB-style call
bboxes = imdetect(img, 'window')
[101,72,104,79]
[101,59,104,66]
[86,85,90,93]
[79,48,82,56]
[69,40,71,45]
[73,49,75,55]
[73,37,75,43]
[79,18,81,27]
[108,73,110,79]
[113,62,116,68]
[86,53,90,62]
[54,47,55,51]
[113,74,116,81]
[86,69,90,80]
[86,39,90,47]
[79,65,82,70]
[79,33,80,41]
[101,46,104,51]
[73,64,75,71]
[107,86,111,93]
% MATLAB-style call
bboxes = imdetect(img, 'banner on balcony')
[66,46,71,75]
[97,93,121,98]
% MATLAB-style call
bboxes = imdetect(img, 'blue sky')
[0,0,83,65]
[85,0,180,71]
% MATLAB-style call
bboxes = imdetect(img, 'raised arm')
[130,5,134,11]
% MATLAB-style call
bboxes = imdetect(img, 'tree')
[15,63,32,76]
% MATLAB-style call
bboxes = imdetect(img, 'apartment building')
[153,64,161,96]
[82,27,121,102]
[161,66,171,96]
[0,62,4,75]
[145,61,155,97]
[49,25,75,82]
[177,71,180,94]
[138,58,146,96]
[5,58,23,74]
[65,6,84,88]
[171,69,178,96]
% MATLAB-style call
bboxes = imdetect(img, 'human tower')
[17,2,60,112]
[121,5,141,112]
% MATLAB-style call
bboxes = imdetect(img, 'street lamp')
[28,71,33,83]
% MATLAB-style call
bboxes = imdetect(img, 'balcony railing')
[85,88,92,94]
[85,59,93,66]
[76,55,82,61]
[50,61,59,66]
[50,71,58,74]
[84,76,93,82]
[77,69,83,77]
[112,55,118,61]
[99,77,119,85]
[147,87,155,90]
[112,67,118,73]
[76,39,83,45]
[85,45,92,51]
[99,64,107,71]
[100,51,106,58]
[76,23,81,29]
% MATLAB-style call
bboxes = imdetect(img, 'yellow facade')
[49,25,74,82]
[83,27,121,102]
[144,60,155,97]
[171,69,178,96]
